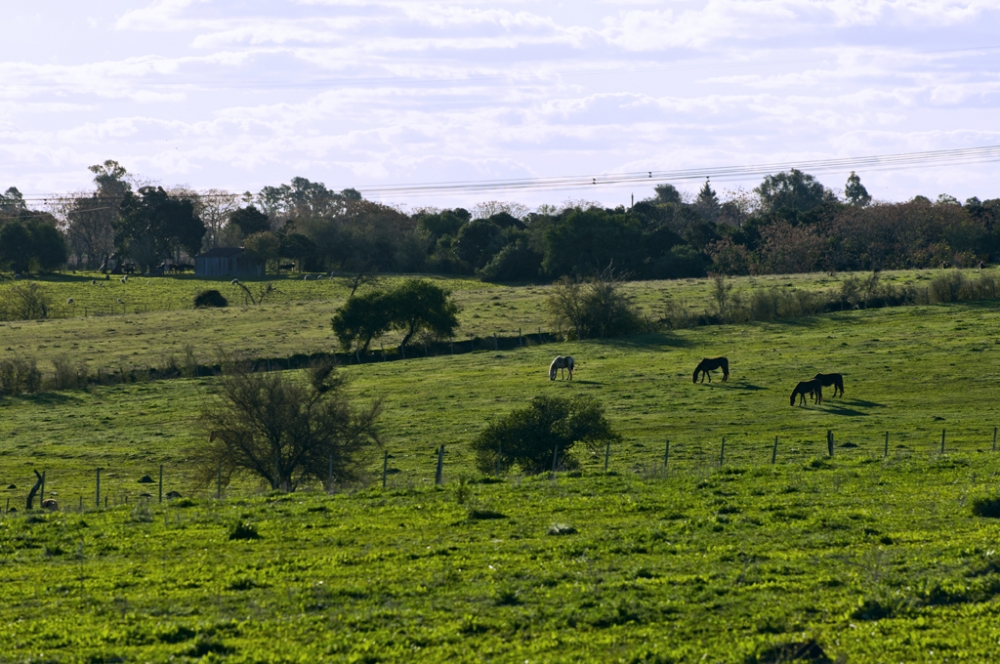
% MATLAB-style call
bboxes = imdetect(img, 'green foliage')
[0,357,42,396]
[845,171,872,207]
[471,395,620,475]
[0,218,67,273]
[547,275,643,339]
[332,279,459,354]
[115,187,205,272]
[228,519,261,540]
[241,231,281,266]
[331,288,392,353]
[0,282,53,320]
[228,205,270,237]
[755,168,837,214]
[198,361,382,492]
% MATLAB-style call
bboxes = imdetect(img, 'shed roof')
[197,247,246,259]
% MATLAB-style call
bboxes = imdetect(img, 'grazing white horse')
[549,355,575,381]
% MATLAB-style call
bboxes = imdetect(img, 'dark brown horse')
[693,357,729,383]
[790,379,823,406]
[813,373,844,398]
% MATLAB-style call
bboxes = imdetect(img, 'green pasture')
[2,277,1000,661]
[0,267,986,375]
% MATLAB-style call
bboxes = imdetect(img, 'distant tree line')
[4,162,1000,279]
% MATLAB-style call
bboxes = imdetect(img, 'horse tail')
[720,357,729,381]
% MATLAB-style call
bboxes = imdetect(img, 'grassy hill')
[2,272,1000,661]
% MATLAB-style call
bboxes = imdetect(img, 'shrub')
[971,496,1000,518]
[48,355,89,391]
[471,395,620,475]
[0,358,42,396]
[547,274,643,340]
[194,289,228,308]
[228,520,261,540]
[0,282,52,321]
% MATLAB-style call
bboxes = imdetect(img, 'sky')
[3,0,1000,211]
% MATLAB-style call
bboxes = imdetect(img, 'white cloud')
[2,0,999,203]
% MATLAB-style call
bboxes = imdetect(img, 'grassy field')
[2,273,1000,661]
[0,266,986,375]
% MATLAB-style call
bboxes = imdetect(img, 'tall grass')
[663,271,1000,328]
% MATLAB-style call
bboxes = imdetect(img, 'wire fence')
[4,424,998,517]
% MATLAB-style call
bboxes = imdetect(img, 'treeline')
[3,163,1000,279]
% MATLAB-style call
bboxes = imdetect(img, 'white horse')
[549,355,575,381]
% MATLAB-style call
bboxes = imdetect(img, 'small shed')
[194,247,265,278]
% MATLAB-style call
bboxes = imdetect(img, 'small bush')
[228,520,261,540]
[48,355,89,390]
[194,289,228,308]
[468,508,506,520]
[971,496,1000,518]
[471,395,620,475]
[0,358,42,396]
[0,282,52,321]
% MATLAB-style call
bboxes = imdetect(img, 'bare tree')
[198,360,383,492]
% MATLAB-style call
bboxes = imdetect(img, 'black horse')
[693,357,729,383]
[790,379,823,406]
[813,373,844,398]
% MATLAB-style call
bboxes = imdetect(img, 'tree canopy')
[115,186,205,271]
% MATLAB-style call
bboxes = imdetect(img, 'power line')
[17,144,1000,204]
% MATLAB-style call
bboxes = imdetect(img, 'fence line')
[5,425,1000,516]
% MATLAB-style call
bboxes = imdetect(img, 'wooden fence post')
[827,430,834,457]
[40,471,46,503]
[993,427,997,452]
[604,439,611,472]
[719,437,725,466]
[95,468,101,508]
[771,436,778,465]
[664,438,670,472]
[158,465,163,504]
[884,431,889,457]
[941,429,946,454]
[435,445,445,485]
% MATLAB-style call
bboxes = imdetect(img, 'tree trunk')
[26,470,43,510]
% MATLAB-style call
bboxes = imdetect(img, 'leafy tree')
[654,183,682,205]
[331,289,393,354]
[455,219,504,269]
[331,279,459,355]
[844,171,871,207]
[755,169,835,215]
[0,187,26,213]
[243,231,282,268]
[115,187,205,272]
[479,237,543,282]
[62,162,132,268]
[695,178,720,221]
[470,395,620,475]
[279,232,318,268]
[229,206,271,238]
[198,360,382,493]
[416,208,470,244]
[385,279,460,353]
[541,208,642,278]
[0,219,67,273]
